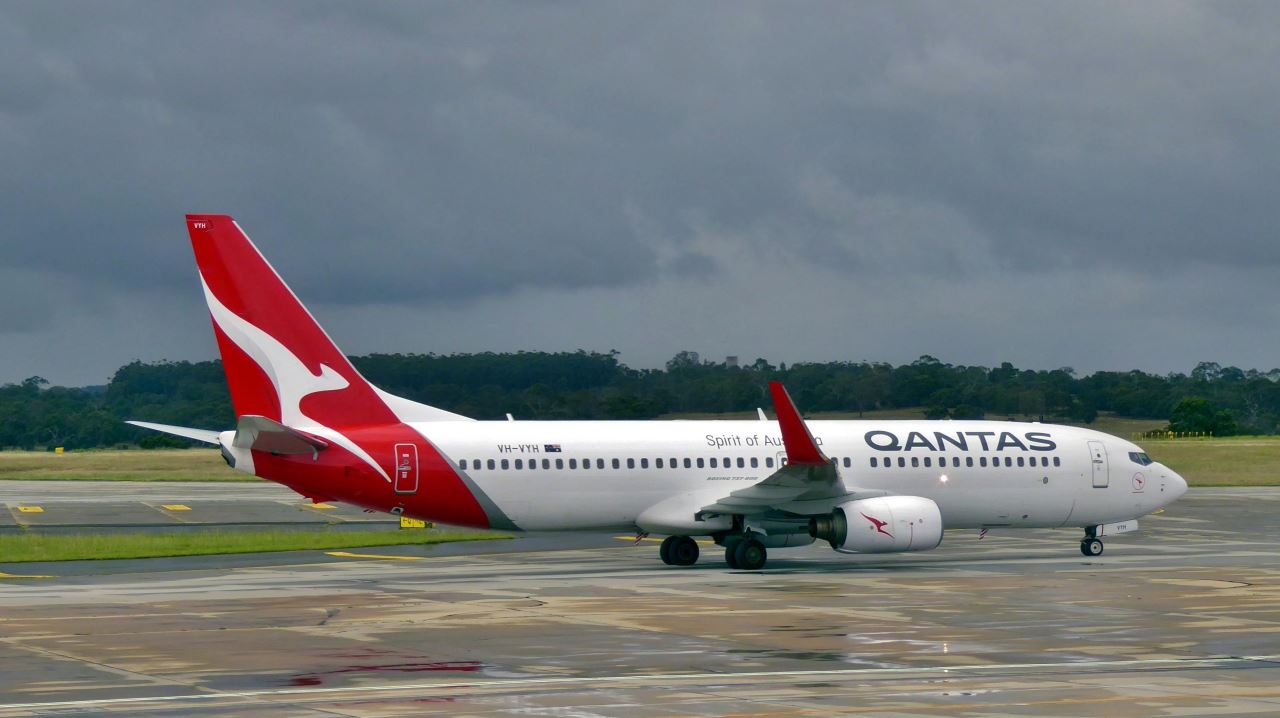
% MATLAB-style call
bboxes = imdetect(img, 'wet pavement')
[1,488,1279,716]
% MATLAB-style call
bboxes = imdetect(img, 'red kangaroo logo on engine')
[861,512,893,537]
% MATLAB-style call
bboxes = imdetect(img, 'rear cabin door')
[394,443,419,494]
[1088,440,1109,488]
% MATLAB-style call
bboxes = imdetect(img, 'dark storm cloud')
[3,1,1280,384]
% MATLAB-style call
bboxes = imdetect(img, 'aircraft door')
[1088,440,1109,488]
[393,443,419,494]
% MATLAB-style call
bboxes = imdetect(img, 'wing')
[700,382,884,517]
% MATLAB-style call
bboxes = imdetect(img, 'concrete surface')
[0,489,1278,716]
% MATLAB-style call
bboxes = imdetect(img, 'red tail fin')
[186,214,464,428]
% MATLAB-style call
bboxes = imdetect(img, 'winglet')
[768,381,827,466]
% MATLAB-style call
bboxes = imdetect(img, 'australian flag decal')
[544,443,562,453]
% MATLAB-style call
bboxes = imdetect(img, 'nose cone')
[1165,469,1188,503]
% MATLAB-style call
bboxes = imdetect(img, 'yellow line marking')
[161,504,191,511]
[16,506,43,513]
[325,551,423,561]
[613,536,716,546]
[311,503,337,509]
[0,572,54,579]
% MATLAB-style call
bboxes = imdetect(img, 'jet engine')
[809,495,943,553]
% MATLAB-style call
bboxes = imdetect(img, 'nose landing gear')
[1080,537,1104,556]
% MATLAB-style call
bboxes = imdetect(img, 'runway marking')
[325,551,424,561]
[311,503,337,509]
[16,506,43,513]
[160,504,191,511]
[0,655,1276,711]
[0,572,53,579]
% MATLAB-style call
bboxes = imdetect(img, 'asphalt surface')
[0,488,1278,716]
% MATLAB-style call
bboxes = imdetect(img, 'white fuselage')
[409,419,1185,533]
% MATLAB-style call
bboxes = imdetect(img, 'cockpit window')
[1129,451,1154,466]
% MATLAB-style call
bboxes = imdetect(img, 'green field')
[0,449,249,482]
[1139,437,1280,487]
[1,420,1274,487]
[0,528,510,563]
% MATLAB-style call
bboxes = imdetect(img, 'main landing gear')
[659,534,769,570]
[659,535,699,566]
[724,537,767,571]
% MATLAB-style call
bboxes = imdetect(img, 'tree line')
[0,353,1274,450]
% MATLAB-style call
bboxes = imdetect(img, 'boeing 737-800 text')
[130,215,1188,570]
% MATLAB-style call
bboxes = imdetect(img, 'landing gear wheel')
[670,536,699,566]
[724,543,741,569]
[659,536,678,565]
[1080,538,1104,557]
[733,538,768,570]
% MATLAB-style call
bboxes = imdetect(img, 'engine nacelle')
[809,495,943,553]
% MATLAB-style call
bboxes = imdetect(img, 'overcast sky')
[3,2,1280,386]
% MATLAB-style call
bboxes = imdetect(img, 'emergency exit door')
[393,443,419,494]
[1088,440,1109,488]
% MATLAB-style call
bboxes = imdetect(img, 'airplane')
[129,214,1189,570]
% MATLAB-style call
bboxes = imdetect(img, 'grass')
[0,449,251,482]
[0,528,511,563]
[1140,436,1280,487]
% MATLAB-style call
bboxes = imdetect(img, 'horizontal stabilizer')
[232,415,329,455]
[126,421,221,445]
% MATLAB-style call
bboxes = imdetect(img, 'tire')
[1080,538,1104,557]
[659,536,678,565]
[724,543,740,569]
[671,536,699,566]
[734,539,767,570]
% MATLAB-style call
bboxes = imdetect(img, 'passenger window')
[597,458,605,469]
[501,459,509,470]
[1004,457,1013,467]
[612,458,620,469]
[1016,457,1024,467]
[898,457,906,467]
[765,457,774,468]
[923,457,932,468]
[1053,457,1061,467]
[640,458,649,469]
[709,457,718,468]
[458,459,467,469]
[542,458,550,469]
[555,459,564,469]
[670,457,677,468]
[911,457,919,467]
[750,457,759,468]
[514,459,523,470]
[656,458,664,469]
[842,457,851,468]
[966,457,973,467]
[627,458,635,469]
[737,457,746,468]
[487,459,496,470]
[952,457,960,467]
[871,457,878,468]
[980,457,987,467]
[568,458,577,469]
[697,458,705,468]
[684,458,692,468]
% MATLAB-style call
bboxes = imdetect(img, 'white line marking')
[1,655,1277,710]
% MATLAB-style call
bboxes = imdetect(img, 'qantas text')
[864,430,1056,452]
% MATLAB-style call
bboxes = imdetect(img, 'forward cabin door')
[1088,440,1109,488]
[394,443,420,494]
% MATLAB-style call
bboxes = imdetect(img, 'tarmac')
[0,487,1279,716]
